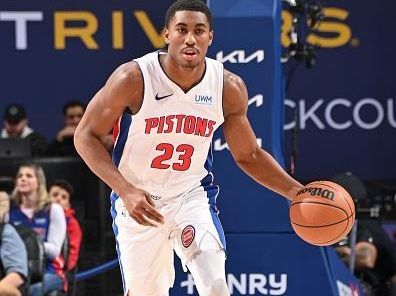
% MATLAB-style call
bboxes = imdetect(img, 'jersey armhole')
[129,61,145,116]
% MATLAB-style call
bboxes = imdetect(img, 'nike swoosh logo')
[155,93,173,100]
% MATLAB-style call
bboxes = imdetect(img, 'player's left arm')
[222,69,303,201]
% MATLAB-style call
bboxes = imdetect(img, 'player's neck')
[160,54,205,93]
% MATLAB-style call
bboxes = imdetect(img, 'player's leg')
[111,193,175,296]
[172,187,230,296]
[185,232,229,296]
[118,234,174,296]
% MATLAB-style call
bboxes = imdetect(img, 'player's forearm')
[74,130,132,195]
[235,148,302,201]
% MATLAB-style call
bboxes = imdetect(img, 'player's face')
[49,186,70,209]
[164,11,213,69]
[15,167,39,196]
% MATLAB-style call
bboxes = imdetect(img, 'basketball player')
[74,0,303,295]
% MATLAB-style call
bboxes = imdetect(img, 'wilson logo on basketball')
[181,225,195,248]
[296,187,335,200]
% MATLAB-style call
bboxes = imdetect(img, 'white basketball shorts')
[110,184,226,296]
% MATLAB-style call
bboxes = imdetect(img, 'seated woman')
[7,163,67,296]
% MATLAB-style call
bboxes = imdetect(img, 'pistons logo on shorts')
[181,225,195,248]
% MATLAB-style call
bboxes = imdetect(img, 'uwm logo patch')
[194,94,214,105]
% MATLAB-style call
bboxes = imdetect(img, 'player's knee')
[204,278,229,296]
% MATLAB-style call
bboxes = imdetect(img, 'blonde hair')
[12,163,50,211]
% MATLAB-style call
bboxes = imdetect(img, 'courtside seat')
[14,225,46,296]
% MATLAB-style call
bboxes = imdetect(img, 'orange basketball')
[290,181,355,246]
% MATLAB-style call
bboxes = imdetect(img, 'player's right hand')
[122,187,164,227]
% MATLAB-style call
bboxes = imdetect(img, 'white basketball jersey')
[112,51,224,198]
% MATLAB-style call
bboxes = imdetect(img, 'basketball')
[290,181,355,246]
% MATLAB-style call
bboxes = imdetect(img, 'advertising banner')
[172,234,361,295]
[282,1,396,180]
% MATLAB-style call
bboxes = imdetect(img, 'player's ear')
[208,30,214,46]
[163,28,170,44]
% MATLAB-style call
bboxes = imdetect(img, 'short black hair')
[62,100,85,115]
[165,0,212,30]
[49,179,74,198]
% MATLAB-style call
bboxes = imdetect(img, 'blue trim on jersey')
[202,181,226,250]
[203,143,213,173]
[110,193,126,294]
[112,112,132,168]
[201,144,226,250]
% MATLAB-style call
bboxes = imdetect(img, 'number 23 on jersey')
[150,143,194,171]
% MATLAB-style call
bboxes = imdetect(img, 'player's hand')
[122,187,164,227]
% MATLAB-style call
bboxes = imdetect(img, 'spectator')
[48,180,82,271]
[335,220,396,296]
[334,225,377,296]
[7,163,67,296]
[47,101,85,156]
[0,192,28,296]
[357,220,396,296]
[1,103,47,156]
[332,172,396,296]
